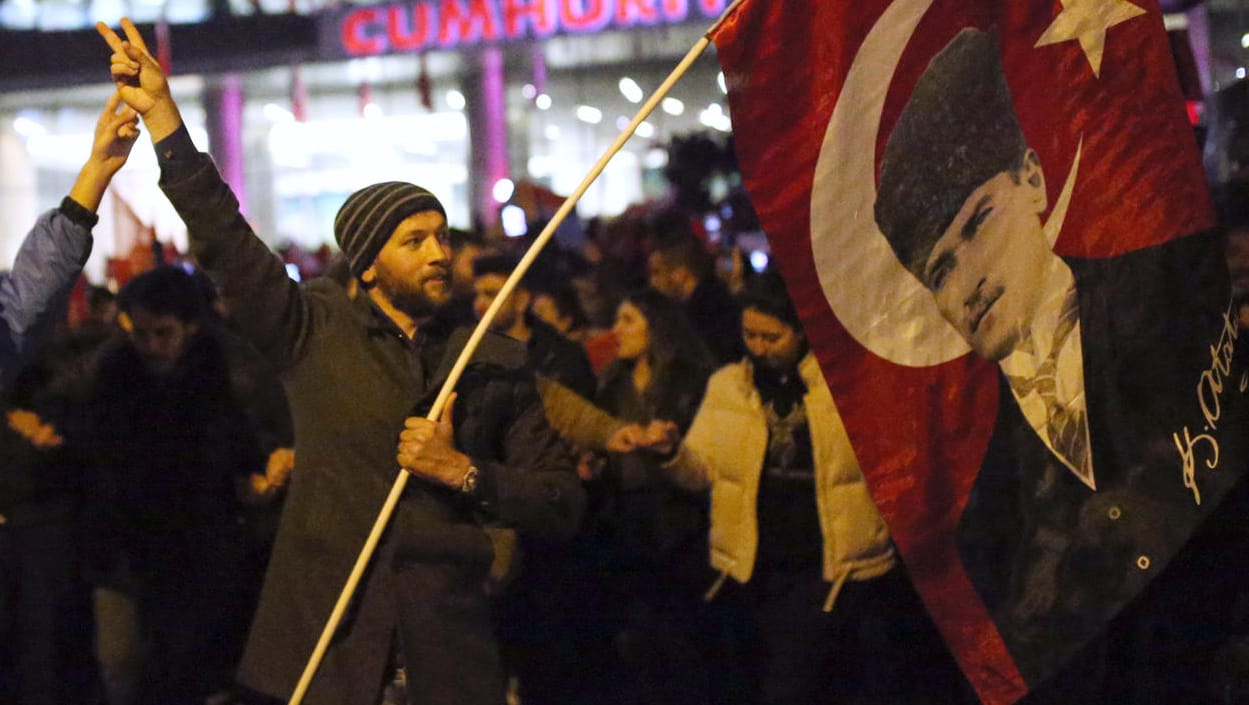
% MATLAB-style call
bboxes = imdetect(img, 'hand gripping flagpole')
[288,2,743,701]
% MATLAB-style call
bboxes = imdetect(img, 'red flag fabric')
[111,190,155,260]
[108,192,180,287]
[714,1,1247,703]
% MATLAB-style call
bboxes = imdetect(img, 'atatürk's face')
[920,151,1051,361]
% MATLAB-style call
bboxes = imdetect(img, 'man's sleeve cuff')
[154,124,200,182]
[465,458,501,515]
[58,197,99,230]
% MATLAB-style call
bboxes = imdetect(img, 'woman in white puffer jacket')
[661,274,968,705]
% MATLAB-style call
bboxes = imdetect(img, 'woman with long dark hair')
[587,289,723,705]
[597,288,713,459]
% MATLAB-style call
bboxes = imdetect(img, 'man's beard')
[375,264,448,319]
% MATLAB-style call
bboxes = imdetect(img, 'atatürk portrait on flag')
[876,29,1092,491]
[872,25,1248,684]
[713,0,1249,699]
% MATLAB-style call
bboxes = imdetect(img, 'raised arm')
[0,92,139,387]
[69,92,140,212]
[98,19,318,369]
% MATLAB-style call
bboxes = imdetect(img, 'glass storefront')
[0,20,726,283]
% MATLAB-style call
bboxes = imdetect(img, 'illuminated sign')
[321,0,727,57]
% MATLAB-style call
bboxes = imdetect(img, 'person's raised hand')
[68,91,140,213]
[90,92,139,174]
[96,18,182,141]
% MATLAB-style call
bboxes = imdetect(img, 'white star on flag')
[1034,0,1147,78]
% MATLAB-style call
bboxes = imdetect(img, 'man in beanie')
[874,27,1249,698]
[99,19,583,705]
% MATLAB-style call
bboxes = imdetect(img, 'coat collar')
[738,351,824,395]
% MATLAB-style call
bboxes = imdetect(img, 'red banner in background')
[108,191,180,288]
[714,1,1245,703]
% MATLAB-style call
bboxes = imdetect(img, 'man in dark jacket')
[80,266,263,705]
[99,20,584,705]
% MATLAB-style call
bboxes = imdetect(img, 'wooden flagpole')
[288,3,743,702]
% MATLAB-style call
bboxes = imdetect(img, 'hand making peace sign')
[96,18,183,142]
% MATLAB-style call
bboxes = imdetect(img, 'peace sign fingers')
[119,17,152,55]
[95,18,152,56]
[95,17,183,141]
[96,19,143,88]
[95,18,173,120]
[108,47,140,84]
[95,20,126,54]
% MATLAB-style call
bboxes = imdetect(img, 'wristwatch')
[459,464,480,494]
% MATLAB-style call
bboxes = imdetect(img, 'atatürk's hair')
[875,28,1028,281]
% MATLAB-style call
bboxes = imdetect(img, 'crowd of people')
[11,12,1249,705]
[0,239,974,702]
[12,12,1249,705]
[0,16,1035,705]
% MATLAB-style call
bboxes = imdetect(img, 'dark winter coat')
[76,333,261,591]
[156,144,584,705]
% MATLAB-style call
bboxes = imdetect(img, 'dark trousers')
[392,563,507,705]
[0,518,95,705]
[727,565,973,705]
[94,580,237,705]
[92,524,248,705]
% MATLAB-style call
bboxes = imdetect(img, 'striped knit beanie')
[334,182,447,277]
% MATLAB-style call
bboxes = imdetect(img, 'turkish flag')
[714,1,1248,703]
